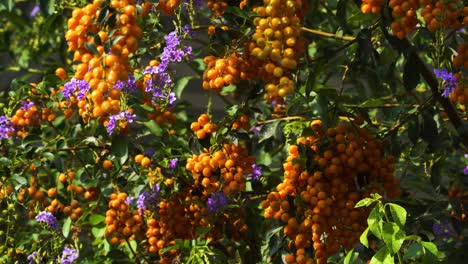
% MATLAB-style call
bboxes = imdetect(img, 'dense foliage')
[0,0,468,263]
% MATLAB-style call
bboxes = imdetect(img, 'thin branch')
[388,36,468,148]
[301,27,355,41]
[256,116,305,125]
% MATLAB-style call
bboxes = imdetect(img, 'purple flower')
[62,78,90,100]
[247,164,262,181]
[137,184,161,215]
[125,196,135,205]
[20,100,35,111]
[106,110,136,135]
[434,68,458,98]
[251,126,261,136]
[114,75,137,93]
[168,92,177,105]
[168,158,178,169]
[464,165,468,175]
[27,251,40,264]
[35,211,59,231]
[30,5,40,17]
[144,147,156,156]
[433,221,456,240]
[0,115,15,139]
[144,27,192,103]
[59,246,78,264]
[207,192,228,213]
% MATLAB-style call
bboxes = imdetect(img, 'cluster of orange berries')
[261,120,400,263]
[453,44,468,70]
[388,0,424,39]
[147,105,177,125]
[361,0,384,14]
[9,100,56,138]
[248,0,305,103]
[105,192,144,245]
[449,73,468,106]
[186,142,256,195]
[135,154,152,167]
[232,114,250,130]
[63,0,143,124]
[202,53,252,93]
[146,192,207,262]
[207,0,249,16]
[207,0,228,16]
[157,0,180,16]
[143,188,248,263]
[421,0,465,32]
[190,113,218,139]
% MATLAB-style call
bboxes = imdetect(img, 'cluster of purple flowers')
[434,68,458,98]
[433,221,456,241]
[207,192,229,213]
[35,211,59,231]
[114,74,137,93]
[247,164,262,181]
[105,110,136,135]
[62,78,90,100]
[137,184,161,215]
[0,115,15,139]
[144,26,193,105]
[168,157,178,169]
[21,100,35,111]
[27,251,41,264]
[59,247,79,264]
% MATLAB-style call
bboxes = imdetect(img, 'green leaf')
[62,217,72,238]
[85,42,99,55]
[387,203,407,227]
[0,157,12,166]
[421,112,438,146]
[355,198,375,208]
[42,152,55,161]
[92,226,106,238]
[159,244,180,254]
[367,204,383,239]
[174,76,194,99]
[382,222,405,254]
[407,117,420,144]
[403,51,421,91]
[370,246,394,264]
[11,174,27,186]
[6,0,14,11]
[403,242,423,261]
[89,214,105,225]
[344,249,360,264]
[142,120,162,136]
[259,121,279,143]
[195,227,211,236]
[82,136,99,146]
[421,241,441,263]
[111,135,128,164]
[360,227,369,248]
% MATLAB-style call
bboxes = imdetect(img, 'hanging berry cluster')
[247,0,306,103]
[262,120,401,264]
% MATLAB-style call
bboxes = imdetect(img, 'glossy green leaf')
[387,203,407,227]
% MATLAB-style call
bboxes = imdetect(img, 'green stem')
[207,92,212,115]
